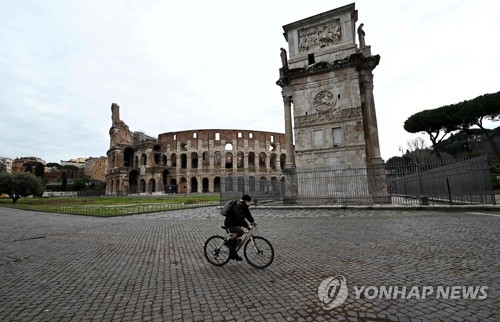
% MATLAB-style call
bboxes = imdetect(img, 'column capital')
[282,95,293,105]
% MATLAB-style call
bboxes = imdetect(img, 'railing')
[220,157,496,205]
[386,156,495,205]
[0,200,219,216]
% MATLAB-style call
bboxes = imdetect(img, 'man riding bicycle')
[224,194,256,261]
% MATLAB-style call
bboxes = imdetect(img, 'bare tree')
[405,136,431,163]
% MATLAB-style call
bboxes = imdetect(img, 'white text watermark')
[318,276,488,310]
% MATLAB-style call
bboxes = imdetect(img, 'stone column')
[360,70,390,204]
[360,71,381,161]
[281,93,298,203]
[282,95,295,167]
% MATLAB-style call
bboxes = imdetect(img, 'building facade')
[85,156,108,181]
[106,104,287,195]
[0,157,13,173]
[11,157,46,174]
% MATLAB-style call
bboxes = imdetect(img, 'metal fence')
[386,156,495,205]
[220,157,496,205]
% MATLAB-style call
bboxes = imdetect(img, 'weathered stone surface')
[1,207,499,321]
[278,4,389,202]
[106,104,288,195]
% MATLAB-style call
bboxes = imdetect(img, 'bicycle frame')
[224,226,255,253]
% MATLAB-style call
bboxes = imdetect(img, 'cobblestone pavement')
[1,207,499,321]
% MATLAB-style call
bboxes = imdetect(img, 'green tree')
[458,91,500,160]
[404,105,461,160]
[0,172,45,203]
[35,162,45,178]
[73,177,91,191]
[61,172,68,191]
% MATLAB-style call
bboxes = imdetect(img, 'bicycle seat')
[221,226,227,230]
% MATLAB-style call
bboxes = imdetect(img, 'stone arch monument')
[276,3,390,204]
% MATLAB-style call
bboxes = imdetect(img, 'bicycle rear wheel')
[244,236,274,269]
[204,236,230,266]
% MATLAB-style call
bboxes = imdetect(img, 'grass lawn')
[0,195,220,216]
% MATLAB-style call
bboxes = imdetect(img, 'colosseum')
[106,103,288,195]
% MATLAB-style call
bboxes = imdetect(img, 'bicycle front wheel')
[204,236,230,266]
[244,236,274,269]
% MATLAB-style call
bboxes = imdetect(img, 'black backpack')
[220,200,238,216]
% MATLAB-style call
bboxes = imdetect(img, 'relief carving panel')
[298,19,342,53]
[313,91,337,112]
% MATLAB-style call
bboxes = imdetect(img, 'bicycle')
[204,225,274,269]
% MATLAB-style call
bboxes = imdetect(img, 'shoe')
[229,250,243,261]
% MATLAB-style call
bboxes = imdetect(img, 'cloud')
[0,0,499,163]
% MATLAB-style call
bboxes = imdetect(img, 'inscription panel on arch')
[294,106,362,128]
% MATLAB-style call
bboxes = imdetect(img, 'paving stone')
[0,207,498,321]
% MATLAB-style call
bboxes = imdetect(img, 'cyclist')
[224,194,256,261]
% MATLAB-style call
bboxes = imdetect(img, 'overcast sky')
[1,0,499,164]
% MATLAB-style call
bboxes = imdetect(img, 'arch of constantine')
[105,103,287,195]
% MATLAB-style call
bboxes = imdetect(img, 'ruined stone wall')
[106,124,287,195]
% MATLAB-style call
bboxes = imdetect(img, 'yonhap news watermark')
[318,275,488,310]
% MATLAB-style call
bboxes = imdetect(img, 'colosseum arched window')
[170,154,177,168]
[202,178,209,192]
[124,147,134,167]
[214,177,221,192]
[237,151,244,168]
[191,152,198,168]
[202,151,210,167]
[280,154,286,169]
[271,176,278,194]
[259,153,266,169]
[214,152,222,167]
[237,177,245,192]
[181,154,187,169]
[249,176,255,192]
[270,153,277,170]
[259,176,267,192]
[162,169,169,185]
[191,177,198,193]
[134,156,139,168]
[141,154,147,166]
[225,143,233,150]
[153,145,161,165]
[149,178,156,193]
[179,177,187,194]
[248,152,255,171]
[225,176,233,191]
[129,170,139,193]
[225,152,233,169]
[162,155,167,166]
[140,179,146,193]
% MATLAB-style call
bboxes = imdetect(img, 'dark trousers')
[227,226,244,237]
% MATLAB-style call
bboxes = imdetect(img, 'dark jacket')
[224,200,254,228]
